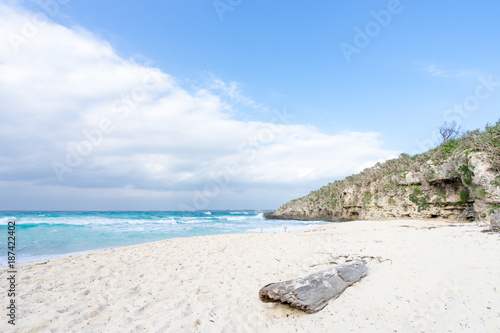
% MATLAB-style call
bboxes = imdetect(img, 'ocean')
[0,211,329,265]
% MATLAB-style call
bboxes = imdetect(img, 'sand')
[1,219,500,332]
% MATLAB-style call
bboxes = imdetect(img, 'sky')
[0,0,499,210]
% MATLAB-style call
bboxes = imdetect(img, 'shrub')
[459,164,474,186]
[491,177,500,187]
[440,139,460,152]
[460,190,469,204]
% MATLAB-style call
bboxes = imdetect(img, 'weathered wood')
[259,260,367,313]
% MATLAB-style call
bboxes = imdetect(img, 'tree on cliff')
[439,121,463,143]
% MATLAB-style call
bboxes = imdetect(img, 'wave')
[0,217,17,223]
[225,216,248,221]
[8,217,179,226]
[0,212,284,227]
[177,218,218,224]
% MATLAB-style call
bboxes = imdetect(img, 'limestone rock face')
[265,152,500,224]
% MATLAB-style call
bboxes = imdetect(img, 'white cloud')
[0,4,399,209]
[424,64,479,78]
[204,73,261,108]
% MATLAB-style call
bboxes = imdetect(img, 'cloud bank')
[0,4,398,210]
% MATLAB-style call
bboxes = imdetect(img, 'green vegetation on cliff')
[266,121,500,224]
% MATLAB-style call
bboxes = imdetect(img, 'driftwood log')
[259,260,367,313]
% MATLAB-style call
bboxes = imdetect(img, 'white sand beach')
[2,219,500,332]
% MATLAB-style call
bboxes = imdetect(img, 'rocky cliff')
[265,122,500,225]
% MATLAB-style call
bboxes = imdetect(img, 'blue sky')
[0,0,499,210]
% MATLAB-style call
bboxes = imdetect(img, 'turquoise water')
[0,211,329,265]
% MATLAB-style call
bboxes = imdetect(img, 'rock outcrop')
[265,122,500,224]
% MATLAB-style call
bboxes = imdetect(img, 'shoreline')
[0,211,329,266]
[3,216,464,267]
[2,219,499,332]
[0,222,329,267]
